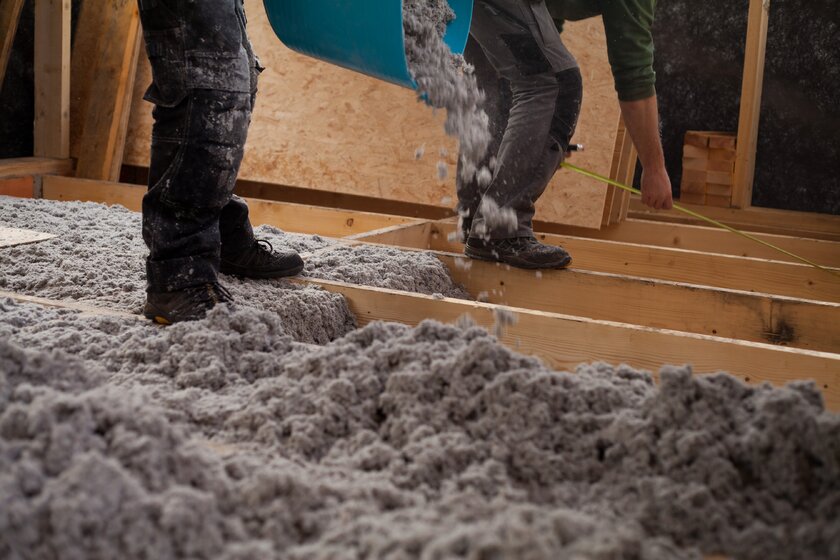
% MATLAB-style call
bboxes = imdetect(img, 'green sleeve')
[600,0,657,101]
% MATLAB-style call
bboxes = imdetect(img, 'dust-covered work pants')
[138,0,262,292]
[459,0,583,239]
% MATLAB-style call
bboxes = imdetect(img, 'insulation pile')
[1,196,839,559]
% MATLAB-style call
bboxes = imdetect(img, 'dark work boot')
[144,282,234,325]
[220,239,305,279]
[465,236,572,270]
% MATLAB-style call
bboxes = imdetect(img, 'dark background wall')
[648,0,840,215]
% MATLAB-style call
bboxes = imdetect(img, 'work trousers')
[137,0,261,292]
[459,0,583,239]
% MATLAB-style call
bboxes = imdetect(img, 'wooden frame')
[70,0,142,181]
[33,0,70,159]
[732,0,771,209]
[629,198,840,242]
[602,115,637,226]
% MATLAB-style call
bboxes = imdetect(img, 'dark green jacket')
[546,0,657,101]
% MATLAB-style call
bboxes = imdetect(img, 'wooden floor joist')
[0,290,142,321]
[370,221,840,303]
[355,218,840,269]
[3,282,838,412]
[528,218,840,268]
[628,198,840,242]
[431,253,840,353]
[303,278,840,412]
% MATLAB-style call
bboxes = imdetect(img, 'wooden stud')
[70,0,142,181]
[302,278,840,412]
[732,0,771,209]
[33,0,70,159]
[0,156,74,179]
[608,116,637,224]
[0,0,25,93]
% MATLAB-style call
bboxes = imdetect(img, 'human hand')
[640,167,674,210]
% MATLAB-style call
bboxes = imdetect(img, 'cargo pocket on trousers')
[186,48,251,94]
[143,30,188,108]
[500,33,553,76]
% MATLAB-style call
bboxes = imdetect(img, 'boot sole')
[219,261,305,279]
[464,246,572,270]
[142,303,214,325]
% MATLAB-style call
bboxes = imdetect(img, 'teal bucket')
[262,1,474,89]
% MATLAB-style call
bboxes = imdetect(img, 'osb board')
[0,227,55,248]
[124,0,619,229]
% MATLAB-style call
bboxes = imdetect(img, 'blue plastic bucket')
[262,1,474,89]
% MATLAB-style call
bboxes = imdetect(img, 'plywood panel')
[125,0,619,229]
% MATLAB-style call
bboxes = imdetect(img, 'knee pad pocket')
[549,68,583,150]
[500,34,553,76]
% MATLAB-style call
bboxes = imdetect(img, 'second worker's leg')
[463,0,582,269]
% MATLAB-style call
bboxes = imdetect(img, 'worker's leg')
[463,0,582,241]
[139,0,254,293]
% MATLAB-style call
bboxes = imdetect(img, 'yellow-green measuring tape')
[560,161,840,279]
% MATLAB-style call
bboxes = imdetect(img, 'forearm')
[619,94,673,210]
[619,95,666,172]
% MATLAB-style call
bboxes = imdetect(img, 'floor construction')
[1,177,839,559]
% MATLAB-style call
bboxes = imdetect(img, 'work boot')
[220,239,305,279]
[144,282,234,325]
[465,236,572,270]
